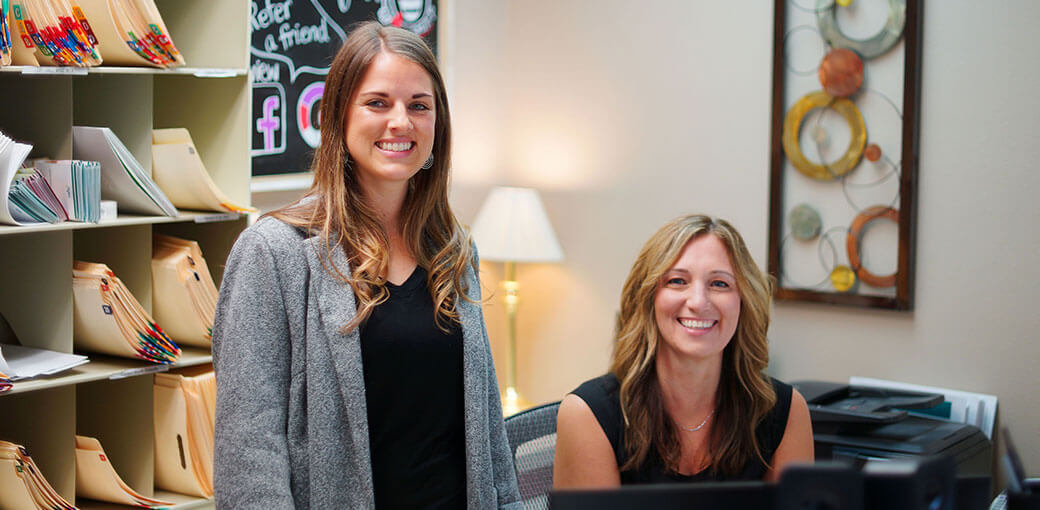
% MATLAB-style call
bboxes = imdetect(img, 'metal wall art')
[768,0,923,310]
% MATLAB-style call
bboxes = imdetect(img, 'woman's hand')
[553,394,622,489]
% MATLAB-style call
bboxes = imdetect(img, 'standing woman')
[212,22,521,509]
[554,214,814,487]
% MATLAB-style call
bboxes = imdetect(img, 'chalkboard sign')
[250,0,439,178]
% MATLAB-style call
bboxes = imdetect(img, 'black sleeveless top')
[360,266,466,509]
[571,373,792,484]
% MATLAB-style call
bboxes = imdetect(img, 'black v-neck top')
[571,373,792,484]
[360,266,466,509]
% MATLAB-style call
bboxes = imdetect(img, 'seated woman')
[554,214,814,487]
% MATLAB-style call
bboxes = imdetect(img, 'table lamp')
[470,186,564,416]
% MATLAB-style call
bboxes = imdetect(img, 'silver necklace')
[678,409,715,432]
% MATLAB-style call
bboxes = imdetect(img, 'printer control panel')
[793,381,945,425]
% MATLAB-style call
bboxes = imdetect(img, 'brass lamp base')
[501,386,532,417]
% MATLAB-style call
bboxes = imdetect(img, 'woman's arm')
[553,394,621,489]
[211,226,295,508]
[766,388,815,481]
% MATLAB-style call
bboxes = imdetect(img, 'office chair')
[504,401,561,510]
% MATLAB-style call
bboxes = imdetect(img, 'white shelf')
[0,66,246,77]
[153,491,215,510]
[2,347,213,397]
[0,0,249,504]
[77,491,214,510]
[0,211,243,236]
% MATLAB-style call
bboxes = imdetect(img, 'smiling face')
[653,234,742,366]
[345,50,436,197]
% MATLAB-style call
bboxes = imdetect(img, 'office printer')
[792,381,993,477]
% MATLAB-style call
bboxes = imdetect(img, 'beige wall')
[446,0,1040,473]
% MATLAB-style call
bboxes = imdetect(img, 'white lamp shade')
[470,186,564,263]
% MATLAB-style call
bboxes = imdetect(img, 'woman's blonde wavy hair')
[269,21,472,332]
[610,214,776,476]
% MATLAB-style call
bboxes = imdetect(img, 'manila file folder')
[75,435,173,507]
[151,128,256,214]
[152,234,219,347]
[0,439,78,509]
[154,366,215,498]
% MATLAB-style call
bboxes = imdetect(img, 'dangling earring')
[422,153,434,170]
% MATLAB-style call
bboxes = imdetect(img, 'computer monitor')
[777,462,864,510]
[550,458,959,510]
[863,455,957,510]
[551,481,774,510]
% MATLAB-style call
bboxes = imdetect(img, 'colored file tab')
[73,260,181,364]
[76,0,182,68]
[4,0,103,67]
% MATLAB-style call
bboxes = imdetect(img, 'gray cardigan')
[212,217,521,509]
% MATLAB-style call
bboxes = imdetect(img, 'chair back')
[504,401,561,510]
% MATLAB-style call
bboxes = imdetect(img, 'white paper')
[73,126,177,216]
[850,376,999,439]
[0,344,89,380]
[0,132,39,226]
[35,160,75,219]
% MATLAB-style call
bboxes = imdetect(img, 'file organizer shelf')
[0,1,249,508]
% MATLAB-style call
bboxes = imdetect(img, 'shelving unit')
[0,1,250,508]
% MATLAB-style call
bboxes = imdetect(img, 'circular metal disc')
[865,143,882,162]
[789,204,823,241]
[782,90,867,180]
[830,265,857,292]
[819,48,864,97]
[846,205,899,288]
[816,0,907,60]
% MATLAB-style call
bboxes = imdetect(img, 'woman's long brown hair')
[269,21,473,332]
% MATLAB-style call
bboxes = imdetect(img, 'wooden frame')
[767,0,923,310]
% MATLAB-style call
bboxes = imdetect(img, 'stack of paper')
[152,234,219,347]
[152,128,257,214]
[36,160,103,222]
[0,129,38,225]
[73,126,177,217]
[154,366,215,497]
[73,260,180,364]
[3,129,106,226]
[76,0,184,68]
[8,167,63,223]
[1,0,104,67]
[0,440,78,509]
[0,343,89,380]
[75,435,173,508]
[849,376,999,439]
[5,161,102,225]
[1,304,91,388]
